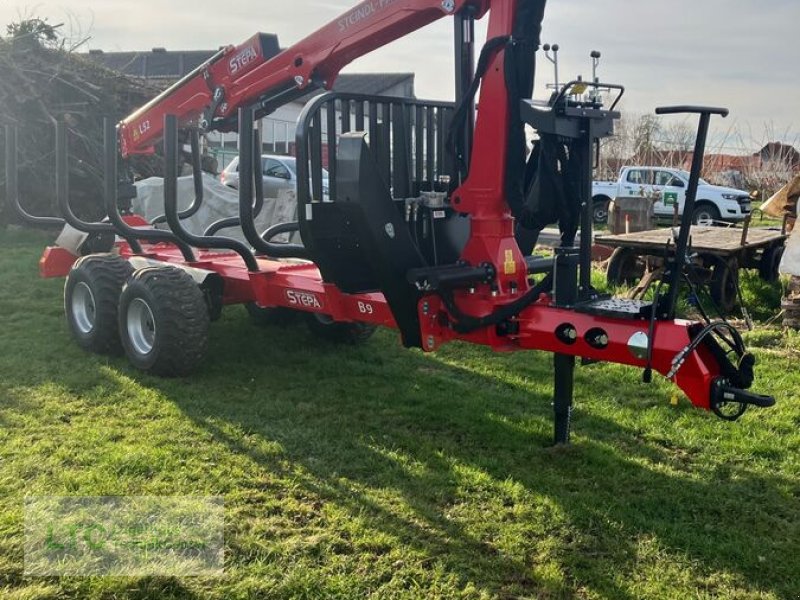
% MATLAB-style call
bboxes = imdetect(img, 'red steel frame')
[39,0,729,414]
[40,236,720,412]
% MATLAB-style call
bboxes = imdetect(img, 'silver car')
[220,154,329,199]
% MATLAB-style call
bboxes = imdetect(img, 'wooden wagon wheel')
[758,243,785,284]
[708,256,739,315]
[606,248,645,287]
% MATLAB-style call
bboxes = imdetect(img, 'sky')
[3,0,798,150]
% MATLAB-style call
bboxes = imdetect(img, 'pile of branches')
[0,19,165,225]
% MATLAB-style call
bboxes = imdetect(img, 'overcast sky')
[3,1,798,149]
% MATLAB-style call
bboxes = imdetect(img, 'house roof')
[87,48,216,79]
[297,72,415,102]
[85,48,415,99]
[756,142,800,166]
[704,154,761,172]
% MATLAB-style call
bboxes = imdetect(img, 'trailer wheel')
[245,303,299,326]
[593,198,610,224]
[758,244,784,283]
[305,313,377,344]
[692,203,720,225]
[118,267,209,376]
[606,248,643,287]
[64,254,133,354]
[709,258,738,315]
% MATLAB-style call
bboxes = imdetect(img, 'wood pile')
[0,20,165,224]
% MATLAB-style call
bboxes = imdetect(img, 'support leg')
[553,353,575,445]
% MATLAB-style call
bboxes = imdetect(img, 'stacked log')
[783,277,800,330]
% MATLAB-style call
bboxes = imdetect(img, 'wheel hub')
[127,298,156,355]
[72,282,97,335]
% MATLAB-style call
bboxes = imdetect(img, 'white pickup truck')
[592,166,752,225]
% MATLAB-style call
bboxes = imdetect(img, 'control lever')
[655,105,729,319]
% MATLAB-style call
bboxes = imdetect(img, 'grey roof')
[299,72,415,102]
[88,49,216,79]
[86,48,415,99]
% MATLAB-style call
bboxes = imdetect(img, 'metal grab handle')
[656,105,729,117]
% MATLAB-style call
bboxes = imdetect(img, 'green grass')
[0,228,799,599]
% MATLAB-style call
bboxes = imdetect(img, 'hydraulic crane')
[11,0,775,444]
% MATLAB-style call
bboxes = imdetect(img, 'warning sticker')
[504,250,517,276]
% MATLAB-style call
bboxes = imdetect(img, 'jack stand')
[551,246,580,445]
[553,354,575,445]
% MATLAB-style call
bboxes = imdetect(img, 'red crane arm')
[118,0,491,157]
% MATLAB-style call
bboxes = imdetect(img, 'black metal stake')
[238,107,308,259]
[161,114,259,271]
[5,126,65,227]
[102,118,191,260]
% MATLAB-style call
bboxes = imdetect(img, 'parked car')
[592,166,752,225]
[221,154,329,200]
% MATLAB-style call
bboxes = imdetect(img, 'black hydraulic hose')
[162,114,259,272]
[642,276,666,384]
[441,273,553,334]
[5,126,65,227]
[151,129,205,225]
[666,321,747,383]
[446,35,510,177]
[102,118,191,260]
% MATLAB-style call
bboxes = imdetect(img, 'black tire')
[245,303,299,326]
[759,245,784,283]
[592,197,611,225]
[606,248,644,287]
[64,254,133,354]
[118,266,209,376]
[692,203,720,225]
[709,258,738,315]
[305,313,377,344]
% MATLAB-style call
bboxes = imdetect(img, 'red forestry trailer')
[6,0,775,444]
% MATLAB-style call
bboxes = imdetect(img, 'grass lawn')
[0,228,799,599]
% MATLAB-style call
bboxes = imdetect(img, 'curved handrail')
[150,129,205,225]
[238,107,308,259]
[5,126,65,227]
[163,114,259,272]
[261,221,301,244]
[102,118,194,261]
[552,80,626,112]
[203,216,241,236]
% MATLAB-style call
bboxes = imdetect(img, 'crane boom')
[118,0,490,157]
